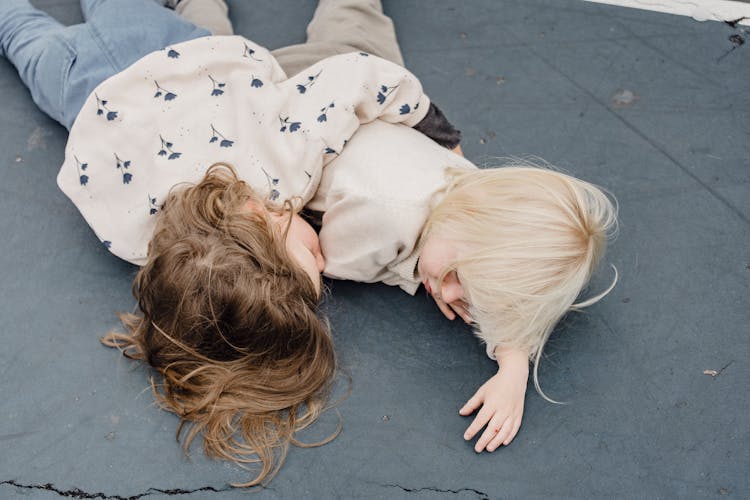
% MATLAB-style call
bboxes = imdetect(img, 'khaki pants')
[272,0,404,76]
[174,0,233,38]
[179,0,404,76]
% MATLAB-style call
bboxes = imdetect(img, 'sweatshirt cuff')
[401,94,431,127]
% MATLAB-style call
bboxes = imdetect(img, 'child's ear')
[441,271,465,304]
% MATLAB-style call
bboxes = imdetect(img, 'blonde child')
[308,121,618,452]
[0,0,455,486]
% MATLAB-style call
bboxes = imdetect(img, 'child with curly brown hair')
[0,0,455,486]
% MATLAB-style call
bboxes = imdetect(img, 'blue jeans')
[0,0,210,129]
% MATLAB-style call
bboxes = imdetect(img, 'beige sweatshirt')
[308,120,477,294]
[57,36,429,265]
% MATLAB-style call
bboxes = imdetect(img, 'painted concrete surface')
[1,0,748,498]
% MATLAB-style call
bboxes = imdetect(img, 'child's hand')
[459,354,529,452]
[432,295,473,324]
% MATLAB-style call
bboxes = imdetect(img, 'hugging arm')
[459,345,529,452]
[317,191,422,287]
[282,52,430,153]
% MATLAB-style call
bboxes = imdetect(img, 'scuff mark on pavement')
[26,126,51,151]
[717,33,745,62]
[0,479,234,499]
[0,431,37,442]
[611,88,638,108]
[383,483,491,499]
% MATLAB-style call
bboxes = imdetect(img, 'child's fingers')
[449,303,469,323]
[486,417,514,452]
[449,300,473,324]
[459,391,483,415]
[503,417,523,446]
[459,311,473,324]
[463,406,492,441]
[434,296,456,320]
[474,415,509,453]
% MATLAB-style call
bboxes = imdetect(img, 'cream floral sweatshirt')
[57,36,429,265]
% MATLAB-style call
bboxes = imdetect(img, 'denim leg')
[65,0,209,128]
[0,0,80,126]
[81,0,210,72]
[80,0,163,22]
[1,0,210,129]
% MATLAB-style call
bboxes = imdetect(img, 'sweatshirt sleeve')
[278,52,430,157]
[318,189,424,289]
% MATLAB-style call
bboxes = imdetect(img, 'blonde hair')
[424,165,617,400]
[102,164,338,486]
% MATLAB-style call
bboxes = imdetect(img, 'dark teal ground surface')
[1,1,748,498]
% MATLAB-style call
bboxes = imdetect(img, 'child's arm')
[459,345,529,452]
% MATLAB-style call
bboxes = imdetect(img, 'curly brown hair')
[102,164,337,486]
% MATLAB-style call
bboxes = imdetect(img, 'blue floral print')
[376,84,399,105]
[296,70,322,94]
[324,146,338,156]
[148,195,159,216]
[209,75,226,96]
[279,116,301,133]
[114,154,133,184]
[317,102,335,122]
[243,43,262,61]
[158,135,182,160]
[261,167,280,201]
[209,125,234,148]
[95,94,118,121]
[359,52,369,57]
[250,74,264,88]
[74,156,89,186]
[154,81,177,101]
[103,240,112,249]
[167,48,180,59]
[399,101,420,115]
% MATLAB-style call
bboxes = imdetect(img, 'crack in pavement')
[725,17,749,29]
[1,479,235,499]
[383,483,492,499]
